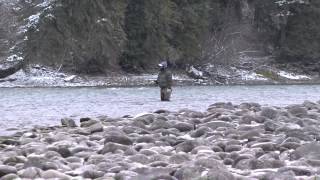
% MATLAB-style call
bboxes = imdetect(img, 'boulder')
[0,165,17,177]
[61,118,77,127]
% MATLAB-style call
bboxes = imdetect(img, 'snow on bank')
[278,71,311,80]
[237,70,268,81]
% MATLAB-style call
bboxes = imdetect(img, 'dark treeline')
[12,0,320,74]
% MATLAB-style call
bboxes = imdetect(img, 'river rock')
[87,123,103,134]
[200,121,234,130]
[104,134,133,145]
[287,105,308,117]
[173,122,194,132]
[149,119,171,130]
[175,140,199,153]
[0,173,20,180]
[206,169,236,180]
[135,136,155,143]
[169,153,190,164]
[82,169,105,179]
[98,142,129,154]
[61,118,77,127]
[260,107,278,119]
[18,167,42,179]
[291,142,320,160]
[41,169,72,179]
[0,165,17,177]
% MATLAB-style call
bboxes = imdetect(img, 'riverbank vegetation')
[1,0,320,77]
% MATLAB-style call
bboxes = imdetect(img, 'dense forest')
[1,0,320,75]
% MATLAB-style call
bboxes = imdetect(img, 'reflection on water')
[0,85,320,133]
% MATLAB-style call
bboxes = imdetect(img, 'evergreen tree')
[120,0,147,72]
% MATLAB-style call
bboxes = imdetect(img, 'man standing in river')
[156,61,173,101]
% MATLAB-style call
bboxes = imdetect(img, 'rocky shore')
[1,101,320,179]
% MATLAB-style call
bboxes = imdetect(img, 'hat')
[158,61,167,68]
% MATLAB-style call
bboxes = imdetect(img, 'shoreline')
[1,77,320,88]
[1,101,320,179]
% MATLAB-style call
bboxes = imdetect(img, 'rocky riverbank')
[1,101,320,179]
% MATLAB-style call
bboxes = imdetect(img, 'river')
[0,85,320,134]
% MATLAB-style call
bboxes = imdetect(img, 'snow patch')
[278,71,311,80]
[237,70,268,81]
[6,54,23,62]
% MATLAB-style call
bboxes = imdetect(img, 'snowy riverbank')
[1,101,320,179]
[0,64,319,88]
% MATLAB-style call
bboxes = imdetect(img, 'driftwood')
[0,60,23,79]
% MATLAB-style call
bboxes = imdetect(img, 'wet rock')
[41,169,72,179]
[82,169,105,179]
[206,169,236,180]
[136,136,155,143]
[280,142,301,150]
[173,122,193,132]
[175,140,199,153]
[98,143,129,154]
[264,120,278,131]
[278,166,314,176]
[265,171,296,180]
[223,158,234,165]
[200,121,234,130]
[61,118,77,127]
[0,165,17,177]
[0,173,19,180]
[190,126,211,138]
[149,161,169,167]
[55,146,72,158]
[3,156,27,166]
[80,119,99,127]
[287,105,308,117]
[104,134,133,145]
[173,165,202,180]
[71,146,92,155]
[87,123,103,134]
[149,119,171,130]
[251,142,276,151]
[225,145,242,152]
[18,167,42,179]
[133,114,156,125]
[239,115,256,124]
[239,130,260,140]
[285,130,313,141]
[129,154,150,164]
[169,154,190,164]
[291,142,320,160]
[260,107,278,119]
[195,158,226,169]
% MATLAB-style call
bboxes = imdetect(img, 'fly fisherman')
[156,61,173,101]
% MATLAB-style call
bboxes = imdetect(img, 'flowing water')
[1,85,320,134]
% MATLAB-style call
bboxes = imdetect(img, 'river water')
[0,85,320,134]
